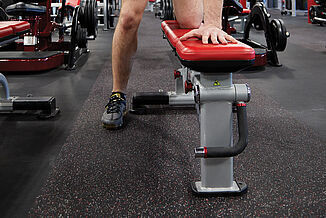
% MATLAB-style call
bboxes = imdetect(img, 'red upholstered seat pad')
[177,39,255,61]
[161,20,178,30]
[3,21,30,34]
[162,20,255,62]
[0,22,14,39]
[162,20,192,48]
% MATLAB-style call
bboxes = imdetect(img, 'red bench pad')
[162,21,192,48]
[3,21,30,34]
[0,23,14,41]
[0,21,30,40]
[162,20,255,72]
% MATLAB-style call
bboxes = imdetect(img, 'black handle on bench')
[194,102,248,158]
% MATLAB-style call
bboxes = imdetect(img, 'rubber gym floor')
[1,10,326,217]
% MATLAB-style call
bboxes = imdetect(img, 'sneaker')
[101,92,127,129]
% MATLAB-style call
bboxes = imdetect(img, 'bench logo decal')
[214,80,221,86]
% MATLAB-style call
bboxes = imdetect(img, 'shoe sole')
[102,110,128,130]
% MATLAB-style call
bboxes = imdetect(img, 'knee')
[177,16,202,29]
[118,11,143,32]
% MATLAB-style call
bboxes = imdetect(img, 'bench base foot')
[191,181,247,196]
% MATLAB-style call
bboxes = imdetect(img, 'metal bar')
[104,0,108,30]
[0,73,10,100]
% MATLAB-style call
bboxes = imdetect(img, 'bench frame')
[131,21,254,196]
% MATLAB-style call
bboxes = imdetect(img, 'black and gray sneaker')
[101,92,127,129]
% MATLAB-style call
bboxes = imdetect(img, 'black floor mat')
[28,12,326,216]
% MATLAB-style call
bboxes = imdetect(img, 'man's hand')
[179,23,237,45]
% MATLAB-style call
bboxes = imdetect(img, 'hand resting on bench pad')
[161,20,255,73]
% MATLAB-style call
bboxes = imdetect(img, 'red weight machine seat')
[0,21,65,72]
[0,23,14,43]
[161,20,255,72]
[0,21,30,44]
[1,21,30,35]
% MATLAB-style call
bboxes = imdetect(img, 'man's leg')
[102,0,148,129]
[112,0,148,92]
[172,0,203,28]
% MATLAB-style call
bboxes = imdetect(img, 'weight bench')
[0,20,30,46]
[132,20,255,195]
[0,21,59,118]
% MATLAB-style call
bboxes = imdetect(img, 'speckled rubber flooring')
[28,12,326,216]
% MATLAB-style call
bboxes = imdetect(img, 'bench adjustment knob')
[174,70,181,79]
[185,80,193,94]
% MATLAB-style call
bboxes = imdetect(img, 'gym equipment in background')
[52,0,80,23]
[153,0,162,18]
[0,0,98,72]
[281,0,308,16]
[224,0,290,67]
[0,73,59,118]
[309,0,326,25]
[0,21,59,117]
[160,0,290,67]
[161,0,174,20]
[103,0,116,29]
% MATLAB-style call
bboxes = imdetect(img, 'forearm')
[180,0,236,44]
[204,0,223,29]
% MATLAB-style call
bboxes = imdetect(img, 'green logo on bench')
[214,80,221,86]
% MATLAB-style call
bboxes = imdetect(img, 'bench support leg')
[192,73,248,196]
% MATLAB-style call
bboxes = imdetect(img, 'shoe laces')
[105,95,125,114]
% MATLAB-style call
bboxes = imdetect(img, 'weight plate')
[91,0,96,36]
[79,5,86,28]
[76,25,87,48]
[253,16,264,31]
[167,0,171,20]
[93,0,98,36]
[108,2,114,28]
[162,0,174,20]
[71,6,79,39]
[315,6,323,20]
[167,0,170,19]
[89,0,95,36]
[87,0,98,37]
[85,0,90,30]
[68,6,80,69]
[88,0,93,34]
[162,0,168,20]
[271,19,287,52]
[169,0,174,20]
[309,6,317,24]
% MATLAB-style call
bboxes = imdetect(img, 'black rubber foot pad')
[191,181,248,197]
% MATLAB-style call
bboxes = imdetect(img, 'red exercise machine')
[0,20,59,118]
[0,0,97,72]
